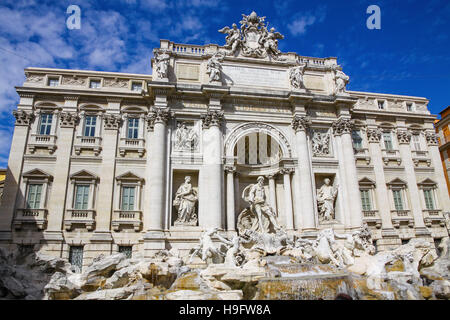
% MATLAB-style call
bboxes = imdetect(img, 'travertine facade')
[0,12,448,271]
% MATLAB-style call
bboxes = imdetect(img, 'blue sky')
[0,0,449,167]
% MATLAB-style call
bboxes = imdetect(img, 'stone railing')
[362,210,382,228]
[74,136,102,156]
[381,149,402,166]
[354,148,371,165]
[423,209,445,227]
[118,138,145,157]
[172,44,206,55]
[112,210,142,232]
[411,150,431,167]
[64,209,95,231]
[28,134,57,154]
[391,209,414,228]
[13,208,47,230]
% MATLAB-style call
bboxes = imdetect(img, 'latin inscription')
[222,64,288,88]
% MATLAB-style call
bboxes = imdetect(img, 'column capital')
[425,132,439,146]
[280,168,295,175]
[366,128,382,143]
[12,109,35,126]
[224,165,236,174]
[59,111,79,128]
[332,117,354,136]
[201,110,224,129]
[396,129,412,144]
[103,113,122,130]
[146,107,172,131]
[291,115,311,132]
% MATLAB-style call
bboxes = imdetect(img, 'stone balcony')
[411,150,431,167]
[64,209,96,231]
[118,138,145,157]
[391,210,414,228]
[112,210,142,232]
[13,208,47,230]
[354,148,371,165]
[28,134,57,154]
[74,136,102,156]
[423,209,445,227]
[362,210,382,228]
[382,149,402,166]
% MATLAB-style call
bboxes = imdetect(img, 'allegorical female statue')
[317,178,338,222]
[173,176,198,225]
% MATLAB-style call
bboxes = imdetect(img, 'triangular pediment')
[417,178,437,187]
[387,178,407,186]
[23,168,52,180]
[116,171,144,182]
[70,169,98,181]
[359,177,376,186]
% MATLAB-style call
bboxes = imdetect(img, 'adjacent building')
[435,106,450,196]
[0,12,448,271]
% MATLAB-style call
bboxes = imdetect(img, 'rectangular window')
[360,189,372,211]
[74,185,90,210]
[127,118,139,139]
[26,184,42,209]
[131,82,142,92]
[378,101,385,110]
[423,189,435,210]
[89,80,101,89]
[69,246,83,273]
[118,246,132,259]
[39,113,53,135]
[393,189,404,211]
[48,78,59,87]
[383,132,393,150]
[406,103,413,112]
[412,134,421,151]
[83,116,97,137]
[352,130,363,149]
[121,186,135,211]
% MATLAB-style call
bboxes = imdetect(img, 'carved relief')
[104,78,129,88]
[311,130,331,156]
[174,122,199,152]
[61,76,87,86]
[25,74,44,83]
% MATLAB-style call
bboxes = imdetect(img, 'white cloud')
[287,6,327,37]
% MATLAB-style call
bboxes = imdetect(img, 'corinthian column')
[332,117,363,230]
[281,168,294,231]
[291,115,315,231]
[199,110,224,229]
[145,107,171,232]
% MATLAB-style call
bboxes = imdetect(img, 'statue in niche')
[311,131,330,156]
[289,64,305,90]
[175,122,198,151]
[317,178,338,222]
[154,50,170,79]
[332,65,349,95]
[237,176,281,234]
[206,52,225,83]
[173,176,198,226]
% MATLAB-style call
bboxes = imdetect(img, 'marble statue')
[237,176,281,234]
[189,228,229,263]
[261,27,284,56]
[289,64,305,90]
[218,23,241,55]
[175,122,198,151]
[312,131,330,156]
[173,176,198,225]
[206,52,225,83]
[333,65,349,94]
[317,178,338,222]
[154,50,170,79]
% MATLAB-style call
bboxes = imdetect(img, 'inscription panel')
[222,64,288,88]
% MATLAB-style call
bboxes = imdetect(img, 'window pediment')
[417,178,437,189]
[387,178,407,188]
[70,170,99,182]
[116,171,144,184]
[23,169,53,182]
[359,177,376,187]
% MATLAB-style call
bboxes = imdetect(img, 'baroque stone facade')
[0,12,448,271]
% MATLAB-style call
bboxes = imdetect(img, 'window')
[74,185,90,210]
[48,78,59,87]
[39,113,53,135]
[121,186,135,211]
[383,132,393,150]
[392,189,404,210]
[83,115,97,137]
[378,100,385,110]
[406,103,414,112]
[360,189,372,211]
[127,118,139,139]
[352,130,363,149]
[131,82,142,92]
[89,80,101,89]
[119,246,132,259]
[69,246,83,273]
[423,189,435,210]
[26,184,42,209]
[412,134,421,151]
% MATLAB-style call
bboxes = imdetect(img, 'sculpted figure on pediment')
[218,23,241,55]
[154,50,170,79]
[333,65,349,95]
[206,52,225,83]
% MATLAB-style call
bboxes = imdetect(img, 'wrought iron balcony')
[28,134,57,154]
[112,210,142,232]
[13,208,47,230]
[64,209,96,231]
[74,136,102,156]
[118,138,145,157]
[391,209,414,228]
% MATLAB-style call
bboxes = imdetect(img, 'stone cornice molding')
[332,117,354,136]
[12,110,35,126]
[201,110,224,129]
[366,128,382,143]
[18,93,35,99]
[146,107,172,131]
[396,129,412,144]
[64,95,80,101]
[103,114,122,130]
[291,115,311,132]
[106,97,122,104]
[59,112,80,128]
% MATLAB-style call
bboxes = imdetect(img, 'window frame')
[127,117,140,139]
[83,115,97,137]
[26,183,43,209]
[39,113,53,135]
